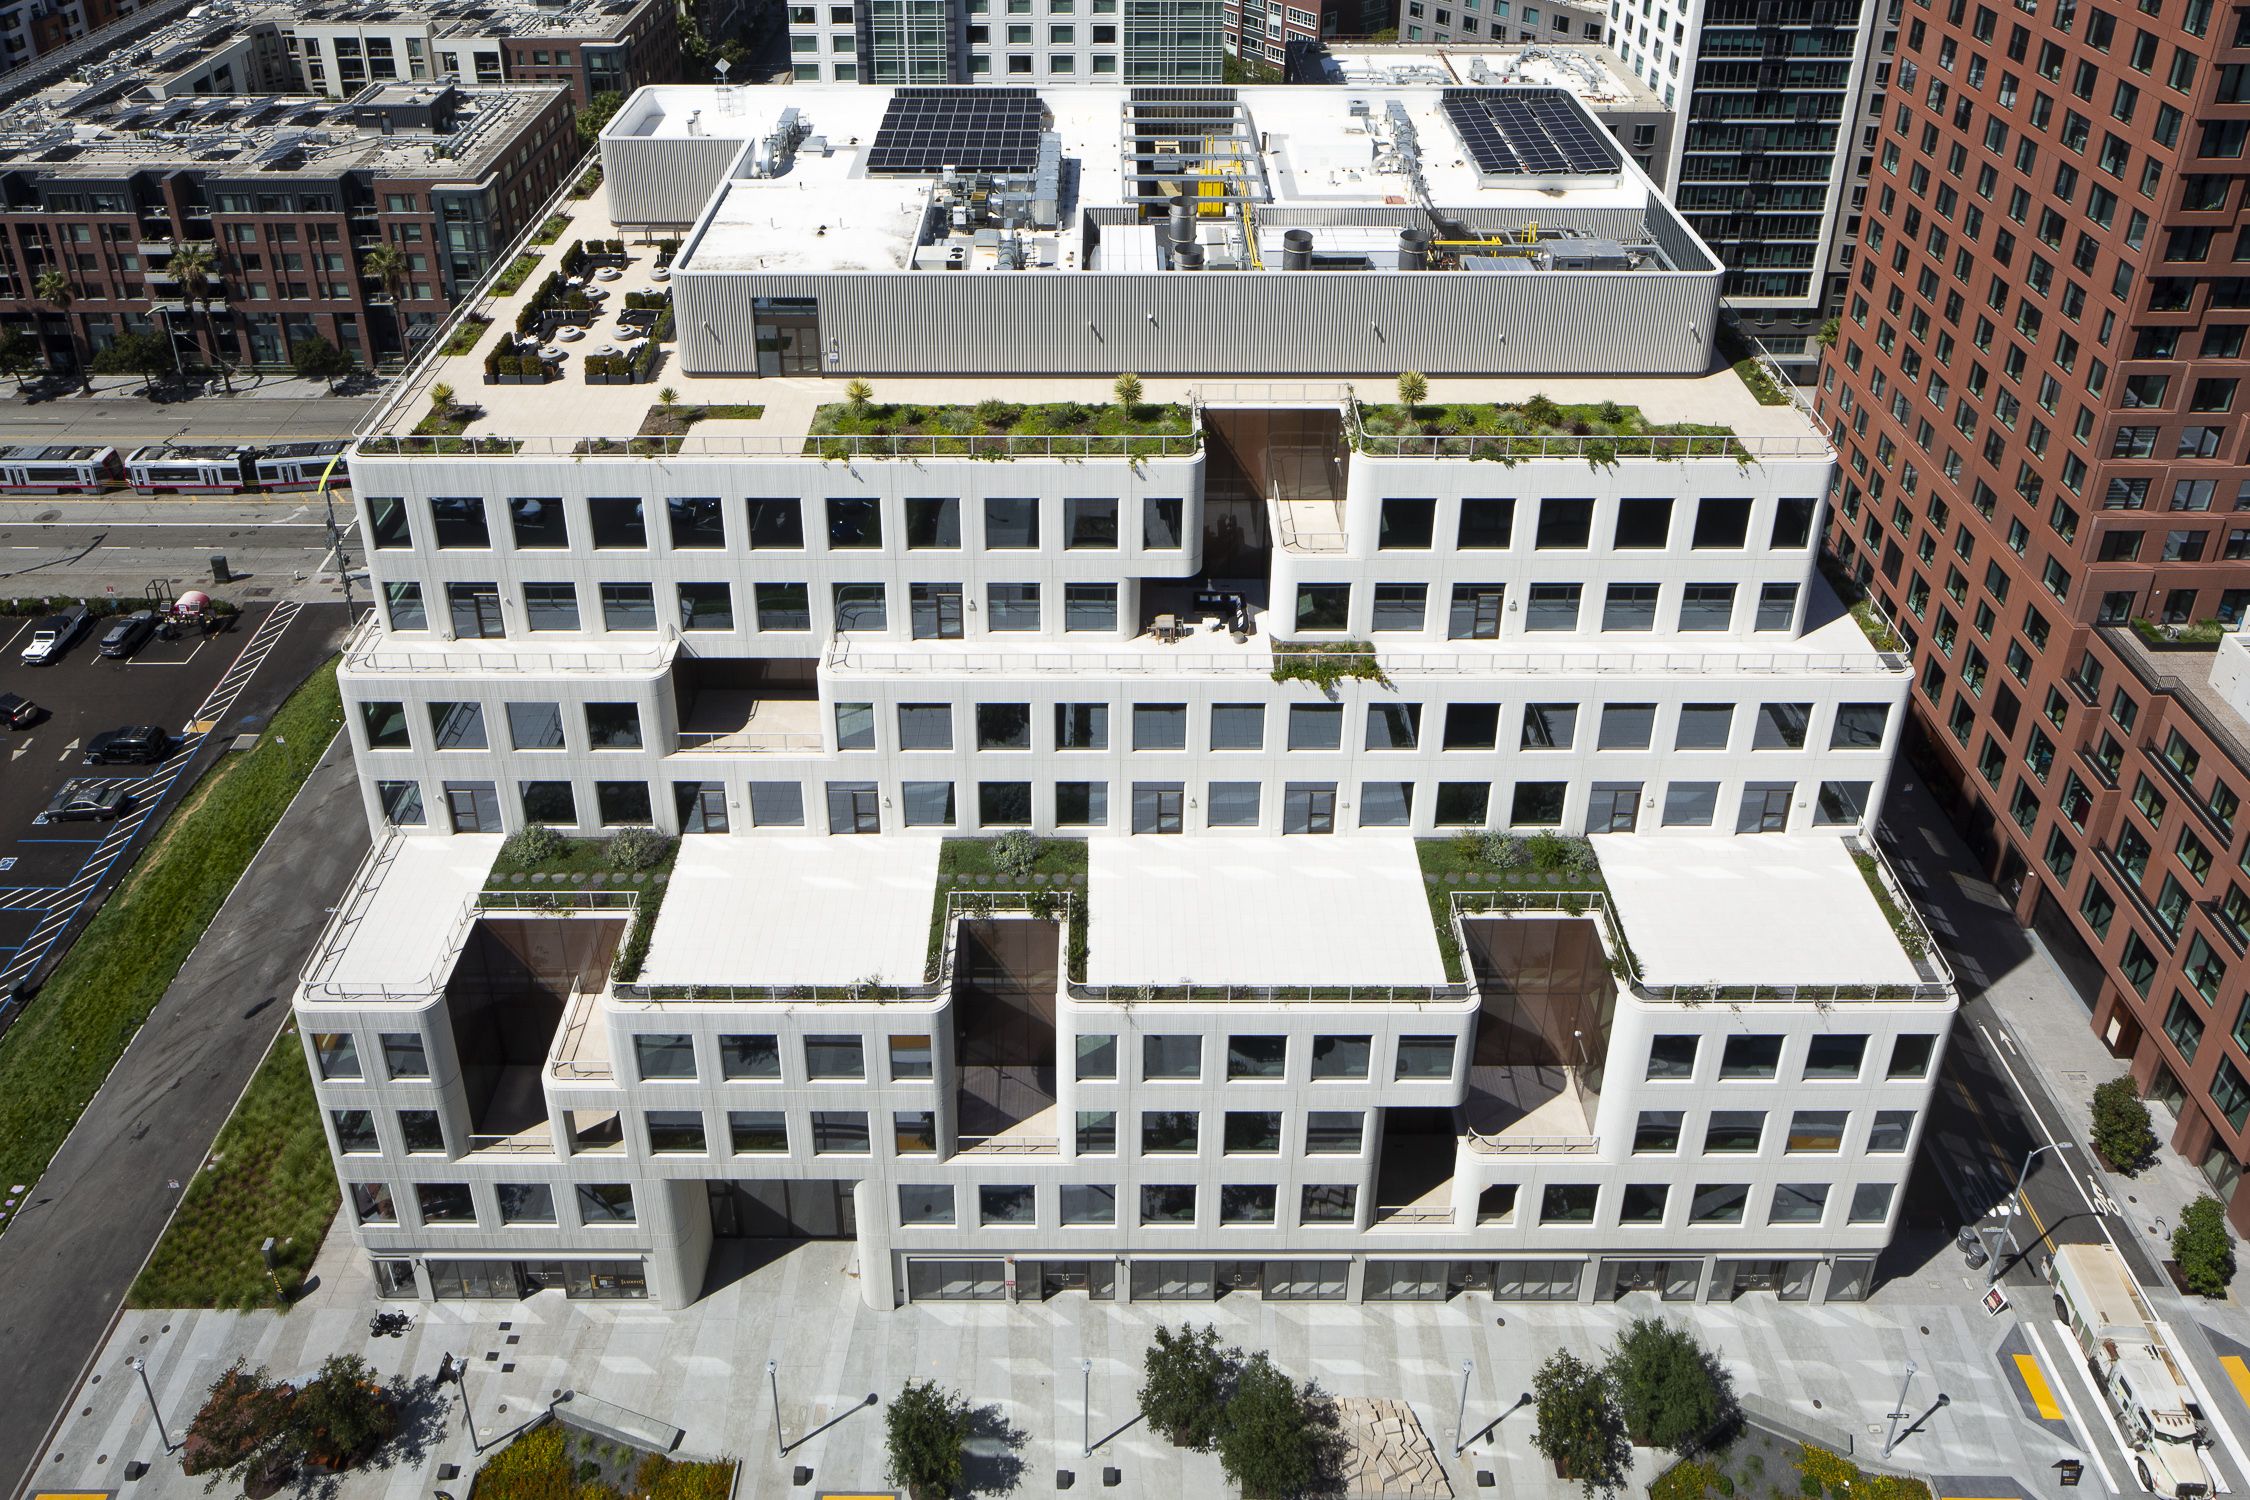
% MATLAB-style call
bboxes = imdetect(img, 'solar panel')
[1442,88,1619,178]
[865,86,1044,175]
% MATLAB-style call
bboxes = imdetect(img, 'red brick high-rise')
[1818,0,2250,1225]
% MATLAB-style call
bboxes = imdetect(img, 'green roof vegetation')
[1355,394,1743,463]
[806,395,1195,459]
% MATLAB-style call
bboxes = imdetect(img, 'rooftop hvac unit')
[1547,238,1630,270]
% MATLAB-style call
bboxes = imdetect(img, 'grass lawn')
[128,1028,335,1310]
[926,836,1089,983]
[0,657,343,1242]
[1415,835,1606,981]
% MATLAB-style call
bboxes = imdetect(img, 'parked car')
[82,725,169,766]
[98,610,158,659]
[20,605,90,666]
[44,780,129,822]
[0,693,41,728]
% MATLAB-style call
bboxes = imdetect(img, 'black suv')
[83,725,169,765]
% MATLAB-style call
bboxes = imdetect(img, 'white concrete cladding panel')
[672,269,1725,378]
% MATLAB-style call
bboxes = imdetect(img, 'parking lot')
[0,599,347,1002]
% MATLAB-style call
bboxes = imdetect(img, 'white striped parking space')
[0,601,304,1004]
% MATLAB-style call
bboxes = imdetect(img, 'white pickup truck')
[19,604,89,666]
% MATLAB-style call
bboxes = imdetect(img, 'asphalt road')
[0,519,340,600]
[0,603,361,1499]
[0,395,377,444]
[1875,765,2250,1494]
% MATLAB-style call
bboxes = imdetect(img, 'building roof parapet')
[1451,882,1955,1002]
[341,614,675,675]
[825,643,1906,677]
[354,430,1203,461]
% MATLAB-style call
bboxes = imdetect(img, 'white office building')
[296,80,1953,1312]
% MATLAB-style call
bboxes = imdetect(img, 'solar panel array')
[866,87,1043,175]
[1442,88,1620,177]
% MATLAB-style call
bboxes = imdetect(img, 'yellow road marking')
[2219,1353,2250,1412]
[1947,1057,2054,1248]
[2014,1352,2064,1419]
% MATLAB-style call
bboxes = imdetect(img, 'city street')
[0,395,376,445]
[0,498,355,606]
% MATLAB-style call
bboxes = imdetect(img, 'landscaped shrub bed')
[470,1422,735,1500]
[1651,1433,1932,1500]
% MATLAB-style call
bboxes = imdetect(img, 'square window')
[729,1111,786,1153]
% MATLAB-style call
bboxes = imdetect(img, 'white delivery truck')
[2048,1242,2214,1497]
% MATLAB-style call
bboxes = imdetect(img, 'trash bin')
[210,554,230,584]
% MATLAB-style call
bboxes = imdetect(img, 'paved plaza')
[39,1216,2236,1500]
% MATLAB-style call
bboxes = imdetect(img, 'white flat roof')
[1589,833,1921,988]
[310,834,501,992]
[637,835,941,987]
[1087,836,1444,986]
[654,82,1657,278]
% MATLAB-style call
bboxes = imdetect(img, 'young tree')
[845,376,875,415]
[1137,1322,1231,1450]
[2174,1194,2237,1297]
[291,1354,396,1469]
[181,1360,295,1491]
[1532,1349,1627,1496]
[1605,1317,1722,1453]
[0,327,39,389]
[2091,1075,2158,1172]
[1113,370,1143,411]
[90,331,175,395]
[291,334,355,393]
[883,1379,970,1500]
[578,90,626,149]
[1215,1353,1335,1500]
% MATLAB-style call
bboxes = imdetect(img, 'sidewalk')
[40,1227,2101,1500]
[0,616,370,1498]
[1876,765,2221,1257]
[20,370,391,403]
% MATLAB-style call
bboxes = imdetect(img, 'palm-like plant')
[361,245,409,368]
[164,240,230,392]
[34,268,82,390]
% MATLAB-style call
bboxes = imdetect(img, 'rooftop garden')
[807,375,1195,460]
[637,395,766,437]
[1417,834,1610,982]
[1353,375,1745,464]
[2130,615,2231,648]
[484,827,678,983]
[926,833,1088,983]
[1270,639,1391,691]
[1816,553,1905,653]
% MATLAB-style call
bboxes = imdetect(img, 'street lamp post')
[1881,1359,1917,1459]
[1453,1359,1474,1458]
[1990,1141,2075,1285]
[130,1358,178,1453]
[768,1360,784,1457]
[1081,1359,1093,1459]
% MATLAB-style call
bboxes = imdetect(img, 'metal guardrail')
[1194,381,1356,404]
[549,979,613,1080]
[830,646,1904,676]
[673,730,825,753]
[357,431,1203,460]
[955,1136,1060,1155]
[468,1136,555,1154]
[1272,484,1348,553]
[479,889,640,912]
[1465,1133,1601,1155]
[1373,1206,1458,1225]
[343,612,674,676]
[1064,981,1471,1003]
[1844,834,1958,993]
[1350,431,1832,462]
